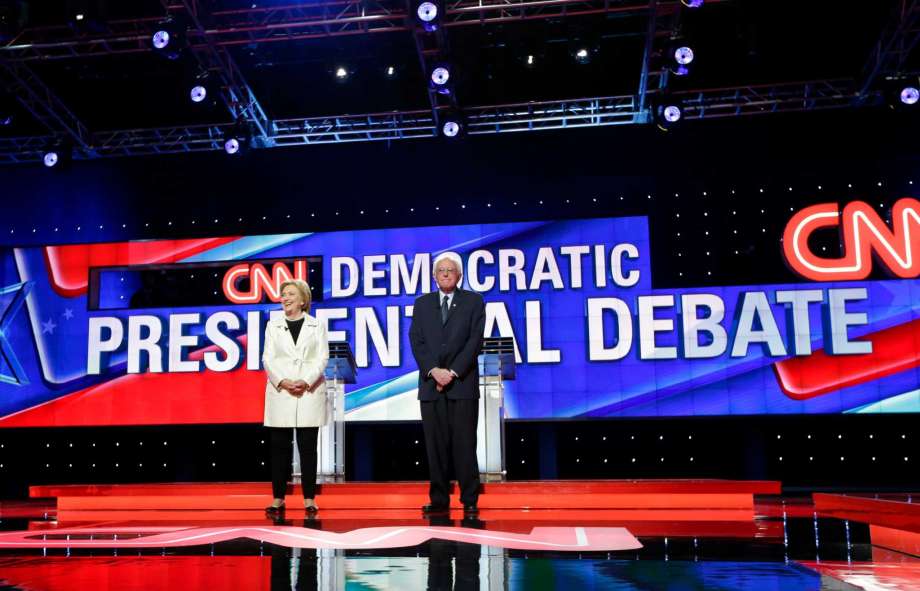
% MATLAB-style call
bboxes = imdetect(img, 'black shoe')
[265,503,285,516]
[422,503,449,515]
[462,504,478,516]
[305,504,319,515]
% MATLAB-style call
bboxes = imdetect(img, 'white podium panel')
[476,375,505,481]
[477,338,515,482]
[292,342,355,484]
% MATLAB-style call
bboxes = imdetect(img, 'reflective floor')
[0,497,917,590]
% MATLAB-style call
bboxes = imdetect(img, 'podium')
[477,336,515,482]
[293,341,356,483]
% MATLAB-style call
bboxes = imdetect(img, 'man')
[409,252,486,516]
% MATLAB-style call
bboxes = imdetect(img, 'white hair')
[433,251,463,275]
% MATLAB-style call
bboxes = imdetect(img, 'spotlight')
[575,48,591,64]
[67,1,108,32]
[335,66,348,80]
[385,65,396,78]
[884,76,920,108]
[431,66,450,86]
[151,30,170,50]
[442,120,461,137]
[222,122,251,156]
[674,46,694,65]
[663,105,682,122]
[43,151,59,168]
[653,99,683,131]
[190,84,207,103]
[151,19,185,60]
[224,137,241,155]
[523,51,542,70]
[681,0,704,6]
[900,86,919,106]
[669,44,694,76]
[41,141,72,168]
[416,1,440,31]
[430,65,452,93]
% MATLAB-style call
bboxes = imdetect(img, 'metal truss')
[408,0,460,135]
[465,95,639,133]
[273,109,437,145]
[0,79,874,164]
[0,60,94,151]
[163,0,274,145]
[675,79,871,119]
[0,135,54,164]
[636,0,684,123]
[859,0,920,96]
[0,0,702,61]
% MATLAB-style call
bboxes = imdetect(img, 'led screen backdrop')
[1,199,919,427]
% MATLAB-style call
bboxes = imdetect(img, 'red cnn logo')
[222,260,309,304]
[783,197,920,281]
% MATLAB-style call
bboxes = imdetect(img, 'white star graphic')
[42,318,57,335]
[62,308,74,320]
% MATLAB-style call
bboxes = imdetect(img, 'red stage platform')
[30,479,780,514]
[814,492,920,558]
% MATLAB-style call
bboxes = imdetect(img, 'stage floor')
[0,481,917,590]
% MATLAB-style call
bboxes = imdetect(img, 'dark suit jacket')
[409,289,486,401]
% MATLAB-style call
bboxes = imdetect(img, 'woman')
[262,279,329,515]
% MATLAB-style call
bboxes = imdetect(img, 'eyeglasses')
[435,267,459,275]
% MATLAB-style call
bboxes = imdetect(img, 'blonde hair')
[279,279,312,312]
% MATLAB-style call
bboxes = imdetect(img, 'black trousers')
[269,426,319,500]
[420,397,480,507]
[269,544,318,591]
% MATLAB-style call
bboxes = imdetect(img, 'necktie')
[441,295,449,325]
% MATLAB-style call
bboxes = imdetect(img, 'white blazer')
[262,313,329,428]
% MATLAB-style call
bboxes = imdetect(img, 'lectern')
[293,341,356,483]
[477,336,515,482]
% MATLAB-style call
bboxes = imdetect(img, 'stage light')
[190,84,207,103]
[42,142,72,168]
[222,122,251,155]
[674,46,694,65]
[681,0,704,6]
[417,1,438,22]
[653,99,683,131]
[42,151,59,168]
[335,66,348,80]
[386,65,396,77]
[151,30,170,50]
[575,48,591,64]
[431,66,450,86]
[75,13,85,21]
[663,104,682,122]
[442,120,461,137]
[224,137,240,155]
[151,19,185,59]
[416,1,440,31]
[900,86,919,105]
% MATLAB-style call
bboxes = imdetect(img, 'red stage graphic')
[0,525,642,552]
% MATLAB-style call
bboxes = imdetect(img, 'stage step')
[31,480,780,512]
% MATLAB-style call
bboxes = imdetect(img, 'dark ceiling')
[0,1,914,156]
